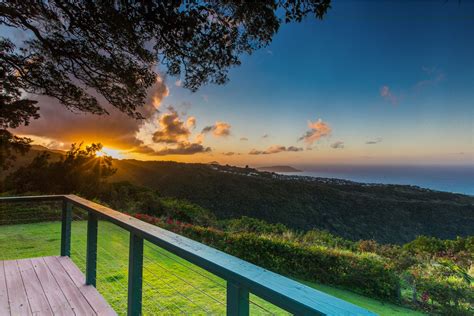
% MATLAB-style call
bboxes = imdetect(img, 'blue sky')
[10,1,474,166]
[158,1,474,165]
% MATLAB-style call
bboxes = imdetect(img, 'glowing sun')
[96,147,123,159]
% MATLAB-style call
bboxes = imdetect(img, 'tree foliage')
[4,143,116,196]
[0,0,331,168]
[109,160,474,244]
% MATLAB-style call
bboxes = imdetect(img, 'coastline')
[274,166,474,196]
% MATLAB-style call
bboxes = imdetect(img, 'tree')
[0,1,331,168]
[5,143,116,196]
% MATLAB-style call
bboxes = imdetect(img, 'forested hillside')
[111,159,474,244]
[2,145,472,315]
[3,147,473,244]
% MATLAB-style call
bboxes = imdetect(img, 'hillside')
[111,159,474,244]
[257,165,302,172]
[3,149,473,244]
[0,146,64,180]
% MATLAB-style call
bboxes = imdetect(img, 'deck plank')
[30,257,74,316]
[1,256,116,316]
[18,259,53,316]
[0,261,10,315]
[4,260,32,315]
[57,256,116,316]
[43,256,96,315]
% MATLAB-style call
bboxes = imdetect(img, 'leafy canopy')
[4,143,116,196]
[0,0,331,168]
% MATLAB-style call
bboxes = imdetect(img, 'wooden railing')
[0,195,375,316]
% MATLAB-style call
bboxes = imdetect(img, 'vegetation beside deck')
[0,220,422,315]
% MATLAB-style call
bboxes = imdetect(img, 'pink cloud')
[380,86,398,105]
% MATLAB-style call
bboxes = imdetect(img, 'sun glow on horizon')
[96,147,123,159]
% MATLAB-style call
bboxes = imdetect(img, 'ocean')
[284,165,474,196]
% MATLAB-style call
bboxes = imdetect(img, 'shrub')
[416,276,473,315]
[301,229,356,250]
[408,261,474,315]
[159,198,216,226]
[222,216,287,234]
[135,213,400,300]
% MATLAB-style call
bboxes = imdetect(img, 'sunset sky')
[12,1,474,167]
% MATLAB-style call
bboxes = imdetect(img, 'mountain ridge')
[5,147,473,244]
[257,165,302,172]
[110,159,474,244]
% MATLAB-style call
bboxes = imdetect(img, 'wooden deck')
[0,256,116,316]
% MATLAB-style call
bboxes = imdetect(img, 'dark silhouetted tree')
[5,143,116,196]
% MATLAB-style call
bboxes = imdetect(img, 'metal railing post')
[128,232,144,316]
[86,211,98,286]
[60,199,72,256]
[227,281,249,316]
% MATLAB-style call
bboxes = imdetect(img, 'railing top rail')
[0,195,64,202]
[1,195,375,316]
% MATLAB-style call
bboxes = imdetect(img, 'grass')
[0,220,424,315]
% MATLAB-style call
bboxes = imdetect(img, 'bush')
[135,213,400,300]
[99,182,216,226]
[407,261,474,315]
[301,229,356,250]
[0,200,62,225]
[159,198,216,226]
[222,216,287,234]
[416,276,473,315]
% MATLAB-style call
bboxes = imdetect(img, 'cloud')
[298,119,331,145]
[213,122,231,136]
[222,152,236,156]
[249,145,303,155]
[134,106,212,156]
[262,134,269,139]
[175,79,182,87]
[415,67,445,91]
[186,116,196,129]
[132,142,211,156]
[202,94,209,102]
[15,75,214,157]
[152,107,191,144]
[150,143,210,155]
[240,137,248,141]
[201,121,231,137]
[15,78,169,150]
[365,137,383,145]
[380,86,397,105]
[330,141,344,149]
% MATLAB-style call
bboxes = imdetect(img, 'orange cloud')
[213,121,231,137]
[133,143,211,156]
[201,121,232,137]
[152,107,191,144]
[15,78,169,150]
[299,119,331,145]
[186,116,196,129]
[249,145,303,155]
[134,107,211,156]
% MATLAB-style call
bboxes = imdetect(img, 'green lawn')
[0,221,424,315]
